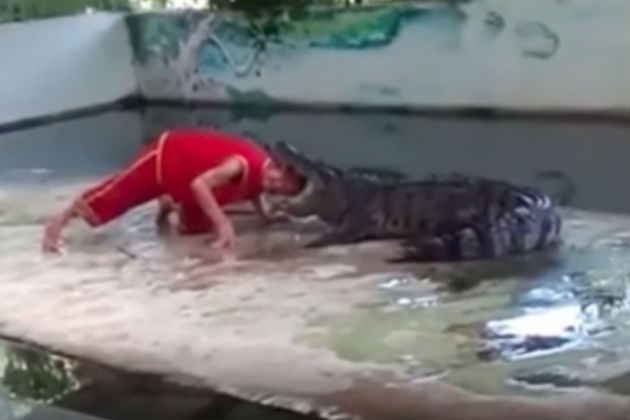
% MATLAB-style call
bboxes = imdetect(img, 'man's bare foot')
[155,211,172,234]
[156,195,176,235]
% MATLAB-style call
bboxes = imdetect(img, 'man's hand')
[211,220,237,250]
[42,214,64,253]
[41,202,78,253]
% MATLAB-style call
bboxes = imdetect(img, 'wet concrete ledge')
[2,334,629,420]
[0,208,628,420]
[0,337,323,420]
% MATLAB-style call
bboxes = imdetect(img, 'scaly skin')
[264,141,562,262]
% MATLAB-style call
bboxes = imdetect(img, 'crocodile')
[263,141,562,262]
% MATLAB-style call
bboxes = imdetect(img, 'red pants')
[77,142,211,234]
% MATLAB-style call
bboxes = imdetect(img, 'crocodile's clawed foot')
[304,229,365,248]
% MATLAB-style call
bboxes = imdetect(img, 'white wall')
[133,0,630,112]
[0,13,137,126]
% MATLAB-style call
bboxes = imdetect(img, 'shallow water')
[1,181,628,405]
[1,110,629,417]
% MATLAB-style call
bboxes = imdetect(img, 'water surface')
[0,109,628,417]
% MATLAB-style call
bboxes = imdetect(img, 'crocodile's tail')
[396,187,562,262]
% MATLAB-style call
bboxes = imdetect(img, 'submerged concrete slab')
[0,181,628,418]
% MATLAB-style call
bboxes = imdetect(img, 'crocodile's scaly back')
[266,141,562,262]
[396,183,562,261]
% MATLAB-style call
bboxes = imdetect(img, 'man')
[42,128,304,253]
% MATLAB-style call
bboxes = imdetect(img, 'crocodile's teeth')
[285,178,316,205]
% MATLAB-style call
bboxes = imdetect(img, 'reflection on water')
[376,274,412,290]
[394,295,440,309]
[483,304,585,359]
[480,237,630,362]
[511,366,584,389]
[144,106,630,214]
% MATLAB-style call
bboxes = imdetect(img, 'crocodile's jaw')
[268,177,327,218]
[263,141,331,217]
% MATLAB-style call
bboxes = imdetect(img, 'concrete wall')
[0,13,137,126]
[128,0,630,111]
[0,0,627,129]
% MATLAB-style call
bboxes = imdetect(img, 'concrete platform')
[0,179,628,418]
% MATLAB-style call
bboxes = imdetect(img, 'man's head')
[261,159,306,196]
[260,141,348,221]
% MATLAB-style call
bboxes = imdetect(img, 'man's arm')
[190,156,244,249]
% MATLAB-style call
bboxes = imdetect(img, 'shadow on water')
[2,107,627,214]
[141,106,630,214]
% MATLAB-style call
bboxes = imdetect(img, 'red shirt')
[156,128,269,207]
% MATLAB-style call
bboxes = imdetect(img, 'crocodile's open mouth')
[266,141,314,176]
[264,141,322,210]
[288,176,316,203]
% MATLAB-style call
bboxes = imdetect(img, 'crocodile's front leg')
[304,223,367,248]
